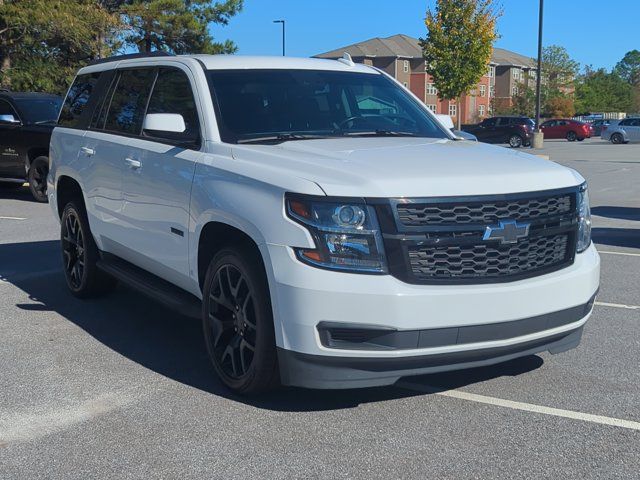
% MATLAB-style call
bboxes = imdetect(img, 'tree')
[541,45,579,94]
[614,50,640,86]
[420,0,501,128]
[544,96,574,117]
[0,0,119,92]
[574,68,633,113]
[121,0,244,54]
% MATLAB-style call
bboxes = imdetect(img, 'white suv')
[49,53,600,393]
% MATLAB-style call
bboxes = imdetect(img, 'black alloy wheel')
[28,156,49,202]
[203,248,278,394]
[62,208,86,290]
[566,131,577,142]
[611,133,624,144]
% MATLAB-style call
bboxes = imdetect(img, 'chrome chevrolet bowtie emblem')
[483,219,530,244]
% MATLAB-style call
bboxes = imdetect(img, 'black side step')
[97,253,201,319]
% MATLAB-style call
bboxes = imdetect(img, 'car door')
[540,120,557,139]
[118,66,203,289]
[627,119,640,141]
[81,67,156,251]
[475,117,497,142]
[0,99,25,178]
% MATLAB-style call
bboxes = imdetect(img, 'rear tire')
[566,131,577,142]
[202,246,279,394]
[28,156,49,202]
[577,137,585,142]
[611,133,624,144]
[508,134,523,148]
[61,201,116,298]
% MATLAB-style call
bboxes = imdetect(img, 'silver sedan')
[601,118,640,144]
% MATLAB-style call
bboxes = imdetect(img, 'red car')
[540,119,592,141]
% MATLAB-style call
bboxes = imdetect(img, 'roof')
[0,91,61,101]
[315,34,537,68]
[79,54,379,75]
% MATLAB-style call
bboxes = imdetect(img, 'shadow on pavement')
[592,227,640,249]
[592,206,640,222]
[0,184,36,202]
[0,239,544,412]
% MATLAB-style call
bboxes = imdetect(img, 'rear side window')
[105,68,155,135]
[0,99,20,120]
[145,68,200,141]
[59,73,101,128]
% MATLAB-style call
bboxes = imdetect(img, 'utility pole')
[273,20,285,56]
[532,0,544,148]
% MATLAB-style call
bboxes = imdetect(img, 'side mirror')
[143,113,186,134]
[0,114,20,125]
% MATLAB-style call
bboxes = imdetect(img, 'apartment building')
[315,34,537,124]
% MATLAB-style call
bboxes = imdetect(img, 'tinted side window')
[105,68,156,135]
[59,73,101,128]
[0,99,19,120]
[145,68,200,142]
[619,119,630,126]
[483,118,497,127]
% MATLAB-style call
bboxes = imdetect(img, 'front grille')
[397,193,572,227]
[408,234,569,280]
[377,188,579,285]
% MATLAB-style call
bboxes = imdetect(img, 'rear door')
[118,66,203,288]
[83,68,156,250]
[627,118,640,141]
[475,117,497,142]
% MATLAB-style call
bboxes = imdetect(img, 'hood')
[231,137,583,198]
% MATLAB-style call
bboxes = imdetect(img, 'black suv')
[0,92,62,201]
[463,116,535,148]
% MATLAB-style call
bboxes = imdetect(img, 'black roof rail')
[88,51,175,66]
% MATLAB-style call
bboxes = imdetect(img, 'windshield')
[15,97,62,124]
[207,69,448,144]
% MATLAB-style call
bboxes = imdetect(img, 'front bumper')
[267,243,600,388]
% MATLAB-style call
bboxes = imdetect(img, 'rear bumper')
[279,324,586,389]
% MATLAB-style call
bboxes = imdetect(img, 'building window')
[479,85,486,97]
[511,85,518,96]
[426,83,437,95]
[448,104,457,117]
[403,82,408,88]
[512,68,522,80]
[426,104,437,113]
[487,66,495,77]
[529,69,537,80]
[479,104,485,116]
[403,60,409,73]
[489,85,495,97]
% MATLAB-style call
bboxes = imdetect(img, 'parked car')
[435,114,477,141]
[0,91,62,201]
[462,116,534,148]
[49,53,599,393]
[601,118,640,144]
[589,119,614,136]
[539,119,591,141]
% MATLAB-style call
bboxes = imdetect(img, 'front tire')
[28,156,49,202]
[61,201,116,298]
[508,134,523,148]
[202,247,279,394]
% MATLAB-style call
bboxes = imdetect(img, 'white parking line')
[598,250,640,257]
[397,382,640,431]
[0,216,26,220]
[595,301,640,311]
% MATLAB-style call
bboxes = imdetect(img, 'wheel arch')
[25,148,49,169]
[55,175,85,218]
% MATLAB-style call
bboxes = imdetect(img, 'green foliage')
[575,68,633,113]
[420,0,501,126]
[121,0,244,54]
[614,50,640,86]
[541,45,579,93]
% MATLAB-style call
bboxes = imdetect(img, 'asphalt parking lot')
[0,138,638,479]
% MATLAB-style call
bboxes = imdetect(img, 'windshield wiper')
[340,130,419,137]
[237,133,331,144]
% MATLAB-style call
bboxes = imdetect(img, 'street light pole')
[273,20,285,56]
[532,0,544,148]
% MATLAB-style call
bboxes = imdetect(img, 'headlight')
[286,194,387,273]
[576,183,591,253]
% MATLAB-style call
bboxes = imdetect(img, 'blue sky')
[213,0,638,71]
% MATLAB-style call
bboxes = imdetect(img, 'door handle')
[80,147,95,156]
[125,157,142,169]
